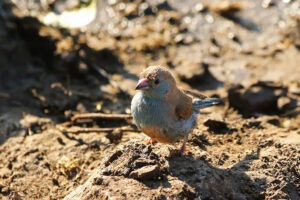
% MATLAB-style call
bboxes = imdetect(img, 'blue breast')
[131,92,170,129]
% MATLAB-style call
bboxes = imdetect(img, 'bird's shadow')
[141,147,266,200]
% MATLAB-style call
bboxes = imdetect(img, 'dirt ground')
[0,0,300,199]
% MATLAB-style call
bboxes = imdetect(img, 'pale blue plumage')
[131,91,197,142]
[131,66,221,147]
[192,98,221,110]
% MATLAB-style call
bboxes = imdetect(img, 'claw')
[180,137,188,153]
[169,148,190,157]
[169,138,191,157]
[183,148,191,153]
[145,138,156,145]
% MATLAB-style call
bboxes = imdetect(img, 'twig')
[71,113,132,123]
[56,112,136,135]
[56,125,139,134]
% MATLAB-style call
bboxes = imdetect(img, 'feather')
[174,89,193,120]
[192,98,221,110]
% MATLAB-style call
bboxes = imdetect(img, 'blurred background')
[0,0,300,199]
[0,0,300,117]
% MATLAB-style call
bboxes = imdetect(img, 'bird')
[131,65,221,153]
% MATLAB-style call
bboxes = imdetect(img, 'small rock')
[139,3,155,16]
[133,158,157,168]
[194,3,206,13]
[156,0,173,11]
[243,121,263,129]
[228,82,287,115]
[267,118,281,127]
[9,191,23,200]
[93,177,103,185]
[204,119,233,134]
[262,0,276,8]
[190,134,210,148]
[282,120,291,128]
[52,178,59,186]
[259,139,274,148]
[209,1,248,16]
[274,142,282,148]
[129,165,160,180]
[103,149,123,167]
[124,3,138,17]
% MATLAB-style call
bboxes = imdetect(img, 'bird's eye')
[154,79,160,85]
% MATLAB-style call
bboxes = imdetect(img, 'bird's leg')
[180,137,190,153]
[169,137,191,157]
[145,138,153,145]
[145,138,156,145]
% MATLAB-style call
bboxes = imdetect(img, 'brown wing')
[175,89,193,120]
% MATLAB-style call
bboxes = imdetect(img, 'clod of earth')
[228,82,288,116]
[101,143,163,180]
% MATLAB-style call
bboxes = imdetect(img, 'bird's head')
[135,66,176,99]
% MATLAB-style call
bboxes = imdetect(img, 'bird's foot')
[180,139,191,153]
[169,138,191,157]
[169,147,191,157]
[144,138,156,145]
[183,148,191,153]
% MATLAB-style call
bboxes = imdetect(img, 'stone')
[129,165,160,180]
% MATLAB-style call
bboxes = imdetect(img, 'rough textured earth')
[0,0,300,199]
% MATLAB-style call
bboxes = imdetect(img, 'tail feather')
[192,98,221,110]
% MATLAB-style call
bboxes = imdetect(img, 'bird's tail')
[192,98,221,110]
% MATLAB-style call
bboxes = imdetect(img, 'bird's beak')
[135,78,149,90]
